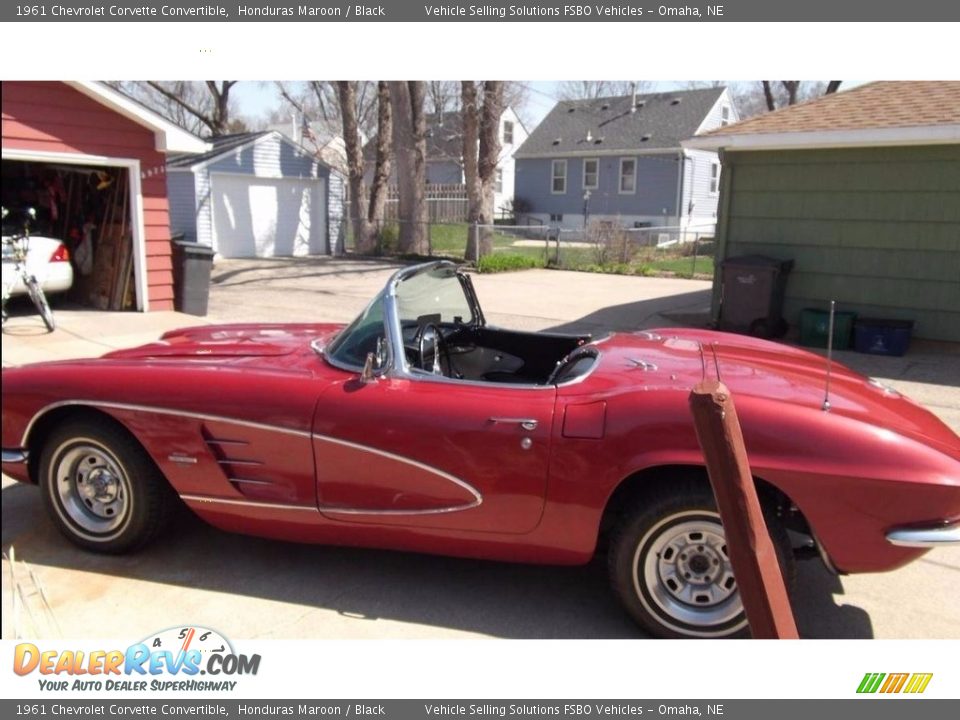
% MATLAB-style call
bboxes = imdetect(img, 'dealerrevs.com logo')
[13,626,260,692]
[857,673,933,694]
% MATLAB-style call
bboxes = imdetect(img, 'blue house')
[514,87,737,237]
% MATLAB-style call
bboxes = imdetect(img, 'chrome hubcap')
[656,522,736,608]
[634,511,746,634]
[55,443,130,534]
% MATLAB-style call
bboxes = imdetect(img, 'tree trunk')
[367,81,393,234]
[761,81,776,112]
[476,81,504,257]
[825,81,842,95]
[337,82,374,254]
[463,81,504,261]
[781,81,800,106]
[389,81,429,255]
[461,82,482,261]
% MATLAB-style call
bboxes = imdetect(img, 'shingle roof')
[700,81,960,137]
[515,87,726,157]
[167,131,271,168]
[363,110,466,162]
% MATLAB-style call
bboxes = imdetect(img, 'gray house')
[364,106,528,215]
[685,81,960,342]
[514,87,737,235]
[167,131,345,258]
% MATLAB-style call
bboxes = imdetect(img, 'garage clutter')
[1,160,136,311]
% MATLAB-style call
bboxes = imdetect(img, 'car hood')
[101,322,345,370]
[584,328,960,460]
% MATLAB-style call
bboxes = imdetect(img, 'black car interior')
[403,319,600,386]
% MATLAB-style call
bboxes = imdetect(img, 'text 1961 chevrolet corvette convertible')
[2,261,959,638]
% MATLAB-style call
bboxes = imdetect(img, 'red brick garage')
[2,81,207,311]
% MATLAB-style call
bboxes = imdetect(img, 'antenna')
[822,300,836,412]
[710,342,722,382]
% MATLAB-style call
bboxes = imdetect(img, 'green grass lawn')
[383,223,714,278]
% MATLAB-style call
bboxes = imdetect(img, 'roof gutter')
[683,124,960,152]
[515,146,683,160]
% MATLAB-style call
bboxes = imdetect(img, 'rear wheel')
[39,418,174,553]
[609,480,794,639]
[25,275,55,332]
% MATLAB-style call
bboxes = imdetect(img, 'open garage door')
[211,173,327,258]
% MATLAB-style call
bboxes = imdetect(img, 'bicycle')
[2,207,56,332]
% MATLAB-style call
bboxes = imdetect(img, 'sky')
[233,81,565,128]
[233,80,866,132]
[233,81,704,129]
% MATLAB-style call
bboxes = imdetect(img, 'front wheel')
[39,418,175,553]
[609,481,794,639]
[25,275,55,332]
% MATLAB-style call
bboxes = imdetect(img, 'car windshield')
[395,264,474,327]
[323,263,474,371]
[323,291,387,370]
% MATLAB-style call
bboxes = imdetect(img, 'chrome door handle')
[489,417,539,431]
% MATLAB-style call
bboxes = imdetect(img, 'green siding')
[715,145,960,342]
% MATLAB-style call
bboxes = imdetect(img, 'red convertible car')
[2,261,959,638]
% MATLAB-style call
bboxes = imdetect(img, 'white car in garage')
[1,233,74,298]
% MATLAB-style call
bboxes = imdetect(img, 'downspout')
[711,148,734,327]
[675,149,685,231]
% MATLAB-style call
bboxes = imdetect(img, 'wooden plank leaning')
[689,379,799,639]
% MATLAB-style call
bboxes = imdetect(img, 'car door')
[311,376,556,534]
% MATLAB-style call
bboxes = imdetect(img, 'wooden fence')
[384,183,468,223]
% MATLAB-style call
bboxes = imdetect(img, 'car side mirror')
[360,352,378,384]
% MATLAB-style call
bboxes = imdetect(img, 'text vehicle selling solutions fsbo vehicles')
[3,261,959,638]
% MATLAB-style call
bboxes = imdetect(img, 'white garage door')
[211,173,327,258]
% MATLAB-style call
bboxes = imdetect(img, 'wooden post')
[689,380,799,639]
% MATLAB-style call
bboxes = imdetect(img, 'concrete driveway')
[2,257,958,640]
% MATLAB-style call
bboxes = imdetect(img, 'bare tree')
[109,81,242,137]
[753,81,831,113]
[337,82,392,255]
[275,81,379,135]
[557,80,652,100]
[462,81,505,260]
[426,81,460,116]
[389,82,429,255]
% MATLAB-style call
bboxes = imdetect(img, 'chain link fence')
[342,216,714,278]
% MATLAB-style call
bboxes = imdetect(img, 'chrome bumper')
[1,448,29,464]
[886,520,960,548]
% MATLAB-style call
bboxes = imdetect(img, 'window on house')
[550,213,563,222]
[721,106,731,127]
[551,159,567,194]
[710,162,720,194]
[583,158,599,190]
[619,158,636,194]
[503,121,514,145]
[495,169,503,194]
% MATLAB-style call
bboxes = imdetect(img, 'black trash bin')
[719,255,794,338]
[172,239,215,316]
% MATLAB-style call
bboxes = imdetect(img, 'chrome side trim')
[180,494,316,512]
[21,400,312,447]
[313,433,483,514]
[204,439,250,447]
[317,501,479,516]
[216,459,264,467]
[886,520,960,548]
[168,454,198,465]
[2,449,29,464]
[227,477,274,486]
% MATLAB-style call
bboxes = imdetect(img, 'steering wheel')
[417,323,448,375]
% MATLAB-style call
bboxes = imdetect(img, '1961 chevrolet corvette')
[3,261,959,638]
